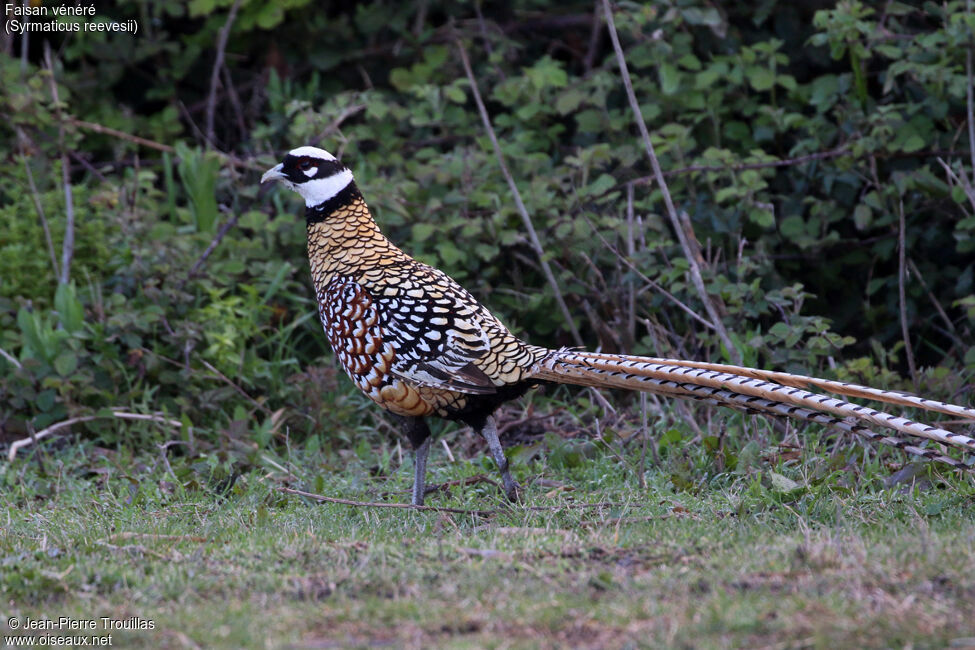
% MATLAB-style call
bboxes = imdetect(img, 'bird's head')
[261,146,354,208]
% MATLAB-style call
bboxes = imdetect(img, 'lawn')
[3,407,974,650]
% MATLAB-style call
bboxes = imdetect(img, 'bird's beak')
[261,163,286,184]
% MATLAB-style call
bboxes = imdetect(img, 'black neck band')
[305,182,362,224]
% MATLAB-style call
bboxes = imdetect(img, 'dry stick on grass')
[897,200,919,390]
[205,0,242,147]
[43,43,75,286]
[8,411,183,462]
[276,486,639,516]
[456,38,584,347]
[601,0,740,362]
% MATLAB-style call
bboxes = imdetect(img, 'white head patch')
[295,168,354,207]
[287,145,337,161]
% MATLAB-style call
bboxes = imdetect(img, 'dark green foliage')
[0,0,973,469]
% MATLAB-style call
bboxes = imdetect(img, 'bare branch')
[897,200,918,390]
[967,0,975,186]
[456,38,584,347]
[936,157,975,214]
[601,0,740,362]
[582,215,720,332]
[200,359,272,416]
[179,211,241,288]
[0,346,22,370]
[67,117,262,171]
[205,0,242,147]
[44,43,75,286]
[20,148,60,279]
[907,258,965,350]
[8,411,183,462]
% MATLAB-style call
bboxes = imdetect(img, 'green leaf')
[769,322,791,339]
[54,283,84,334]
[748,67,775,92]
[658,63,680,95]
[444,84,466,104]
[853,205,872,230]
[899,134,925,153]
[53,352,78,377]
[769,471,804,494]
[555,89,585,115]
[412,223,435,242]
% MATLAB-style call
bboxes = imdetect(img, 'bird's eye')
[298,159,312,170]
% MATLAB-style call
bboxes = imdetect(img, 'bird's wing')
[370,265,501,395]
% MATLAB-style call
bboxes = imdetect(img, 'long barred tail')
[633,357,975,420]
[531,349,975,468]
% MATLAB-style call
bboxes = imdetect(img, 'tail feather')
[644,377,969,470]
[531,350,975,462]
[637,357,975,421]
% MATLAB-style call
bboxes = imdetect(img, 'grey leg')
[480,415,519,502]
[411,436,432,506]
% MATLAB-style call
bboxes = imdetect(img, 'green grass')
[3,416,975,650]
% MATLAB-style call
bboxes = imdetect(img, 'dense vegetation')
[2,0,974,478]
[3,1,975,647]
[3,0,974,458]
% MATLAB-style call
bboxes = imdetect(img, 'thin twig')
[440,438,456,463]
[638,393,648,490]
[315,103,367,141]
[26,421,48,475]
[0,345,22,369]
[69,118,174,153]
[44,43,75,286]
[20,150,60,279]
[278,486,495,516]
[625,182,636,347]
[966,0,975,186]
[199,359,272,415]
[937,157,975,214]
[180,211,241,288]
[601,0,740,362]
[583,0,603,73]
[276,486,639,516]
[456,37,584,347]
[8,411,183,462]
[67,117,261,171]
[205,0,242,147]
[897,200,918,390]
[656,147,850,179]
[906,258,964,348]
[221,65,247,141]
[582,215,719,331]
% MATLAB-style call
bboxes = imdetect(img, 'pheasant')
[262,146,975,505]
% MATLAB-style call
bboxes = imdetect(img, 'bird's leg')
[411,436,432,506]
[480,414,520,502]
[396,416,433,506]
